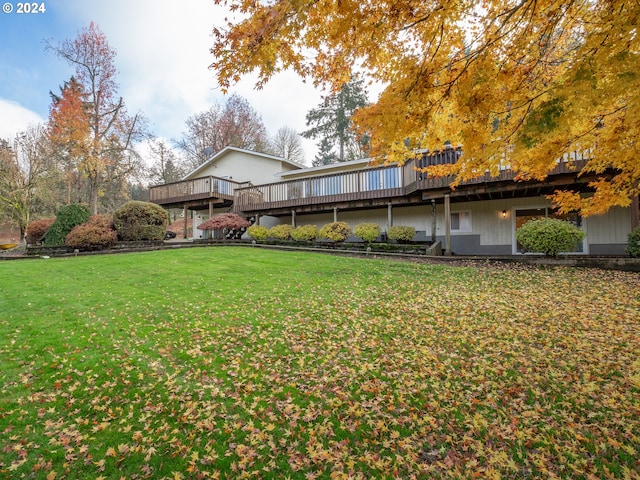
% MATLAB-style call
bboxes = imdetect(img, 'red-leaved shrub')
[65,214,117,250]
[25,218,55,245]
[198,213,250,231]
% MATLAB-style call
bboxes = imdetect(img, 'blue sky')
[0,0,324,162]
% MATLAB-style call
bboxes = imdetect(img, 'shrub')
[291,224,319,242]
[626,227,640,257]
[515,217,586,256]
[247,225,268,241]
[198,213,250,232]
[268,224,293,240]
[113,201,168,241]
[319,222,351,242]
[65,214,117,250]
[25,218,55,245]
[387,225,416,243]
[44,204,91,246]
[354,223,381,243]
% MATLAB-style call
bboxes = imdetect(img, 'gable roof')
[184,146,304,180]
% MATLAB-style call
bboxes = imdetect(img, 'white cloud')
[59,0,325,162]
[0,99,44,140]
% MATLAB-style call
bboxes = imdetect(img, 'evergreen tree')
[302,77,369,162]
[312,138,338,167]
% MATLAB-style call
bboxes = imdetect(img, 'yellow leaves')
[2,250,640,478]
[212,0,640,214]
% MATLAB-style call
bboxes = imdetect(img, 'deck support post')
[333,207,338,223]
[183,205,188,239]
[387,203,393,229]
[431,199,437,243]
[291,210,296,228]
[444,194,451,255]
[209,201,214,219]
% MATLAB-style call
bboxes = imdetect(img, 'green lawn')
[1,247,639,479]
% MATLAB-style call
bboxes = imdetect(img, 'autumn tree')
[47,22,145,214]
[267,126,305,164]
[211,0,640,215]
[0,127,58,241]
[48,76,90,205]
[176,94,270,170]
[302,77,369,162]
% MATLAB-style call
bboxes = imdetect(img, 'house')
[149,146,303,239]
[150,146,638,255]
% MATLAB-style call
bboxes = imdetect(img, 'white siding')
[186,151,298,185]
[586,207,631,245]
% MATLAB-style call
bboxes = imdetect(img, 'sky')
[0,0,330,164]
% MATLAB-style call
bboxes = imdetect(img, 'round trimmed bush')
[387,225,416,243]
[44,204,91,246]
[354,223,381,243]
[113,201,168,241]
[26,218,55,245]
[625,227,640,257]
[291,224,318,242]
[319,222,351,242]
[268,224,293,240]
[515,217,586,256]
[247,225,268,240]
[65,214,117,250]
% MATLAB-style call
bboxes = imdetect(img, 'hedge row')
[247,222,418,243]
[26,201,169,251]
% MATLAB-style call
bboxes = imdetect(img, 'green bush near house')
[65,214,118,250]
[247,224,268,240]
[515,217,586,256]
[291,224,319,242]
[387,225,416,243]
[626,227,640,257]
[113,201,168,241]
[268,224,293,240]
[319,221,351,242]
[44,204,91,246]
[354,223,381,243]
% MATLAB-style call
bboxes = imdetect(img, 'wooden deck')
[233,157,590,215]
[150,153,592,216]
[149,176,251,209]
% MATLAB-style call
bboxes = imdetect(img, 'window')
[325,176,341,195]
[363,170,380,191]
[382,167,400,188]
[451,211,471,232]
[287,182,302,199]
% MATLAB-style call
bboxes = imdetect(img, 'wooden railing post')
[444,194,451,256]
[431,199,436,243]
[183,205,188,239]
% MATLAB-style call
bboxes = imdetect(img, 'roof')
[183,146,304,180]
[278,158,375,178]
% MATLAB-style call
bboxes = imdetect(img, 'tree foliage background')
[302,77,370,165]
[175,94,270,171]
[211,0,640,215]
[47,22,146,215]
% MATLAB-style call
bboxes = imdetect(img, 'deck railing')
[149,148,591,211]
[235,152,590,212]
[149,176,251,205]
